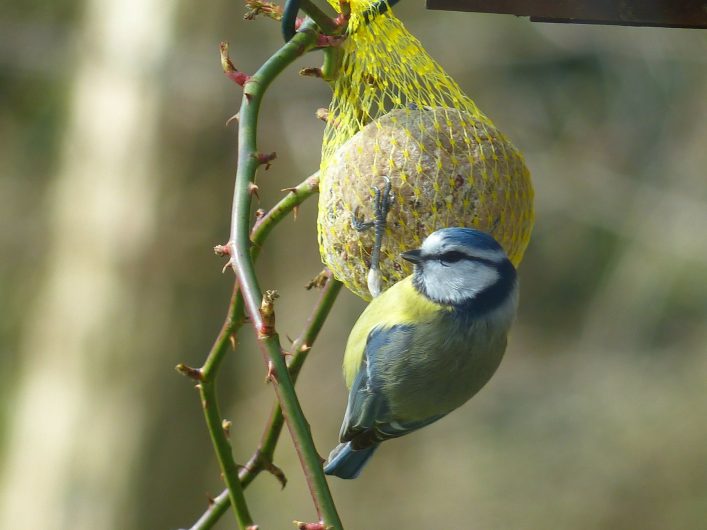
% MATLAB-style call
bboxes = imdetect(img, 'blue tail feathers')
[323,442,378,479]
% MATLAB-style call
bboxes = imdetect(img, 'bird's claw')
[351,176,394,298]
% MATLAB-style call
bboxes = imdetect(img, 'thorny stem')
[182,171,320,529]
[228,20,343,529]
[198,380,255,530]
[203,172,320,376]
[189,275,343,530]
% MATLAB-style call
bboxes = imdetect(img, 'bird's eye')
[439,251,466,265]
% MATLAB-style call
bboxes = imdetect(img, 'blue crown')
[433,227,503,252]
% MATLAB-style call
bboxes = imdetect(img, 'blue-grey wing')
[339,325,444,449]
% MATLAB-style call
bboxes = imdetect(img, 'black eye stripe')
[425,250,500,267]
[440,250,466,263]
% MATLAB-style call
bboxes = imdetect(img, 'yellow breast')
[342,276,449,387]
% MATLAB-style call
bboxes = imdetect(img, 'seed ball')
[318,106,534,301]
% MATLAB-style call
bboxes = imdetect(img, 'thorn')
[244,91,254,102]
[336,14,350,29]
[252,151,277,170]
[175,363,203,381]
[285,334,294,345]
[229,334,237,350]
[299,67,323,78]
[315,108,329,122]
[305,269,331,290]
[214,244,231,256]
[265,360,277,383]
[306,173,320,190]
[299,343,312,354]
[255,208,266,220]
[222,260,234,274]
[219,42,251,87]
[292,205,300,221]
[248,182,260,200]
[281,186,298,194]
[225,113,240,127]
[264,460,287,489]
[316,34,344,48]
[222,419,232,437]
[293,522,329,530]
[206,493,216,507]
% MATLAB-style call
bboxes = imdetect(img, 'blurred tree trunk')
[0,0,177,528]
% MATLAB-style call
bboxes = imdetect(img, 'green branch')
[227,20,342,529]
[189,275,342,530]
[178,171,321,529]
[198,381,255,530]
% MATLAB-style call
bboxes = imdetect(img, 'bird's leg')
[352,176,393,298]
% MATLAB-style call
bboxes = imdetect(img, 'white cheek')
[422,262,499,304]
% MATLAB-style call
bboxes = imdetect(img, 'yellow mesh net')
[318,0,534,300]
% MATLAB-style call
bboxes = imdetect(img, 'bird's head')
[401,227,517,310]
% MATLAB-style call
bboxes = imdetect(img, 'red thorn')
[226,71,251,87]
[214,244,231,256]
[316,34,344,48]
[335,12,349,27]
[220,42,251,87]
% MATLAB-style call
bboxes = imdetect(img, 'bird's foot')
[351,176,393,298]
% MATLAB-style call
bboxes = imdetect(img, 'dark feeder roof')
[426,0,707,29]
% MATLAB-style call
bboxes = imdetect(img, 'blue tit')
[324,227,519,479]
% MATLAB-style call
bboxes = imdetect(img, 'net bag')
[318,1,534,300]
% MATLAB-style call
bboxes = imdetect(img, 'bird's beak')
[401,248,423,264]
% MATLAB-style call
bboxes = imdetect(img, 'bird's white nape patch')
[420,230,445,253]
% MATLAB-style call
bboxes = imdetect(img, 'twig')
[198,380,256,530]
[181,298,253,528]
[227,19,342,528]
[189,275,342,530]
[180,170,320,529]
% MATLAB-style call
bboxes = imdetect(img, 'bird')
[324,227,519,479]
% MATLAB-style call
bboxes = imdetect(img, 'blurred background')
[1,0,706,529]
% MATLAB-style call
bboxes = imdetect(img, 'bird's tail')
[323,442,378,479]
